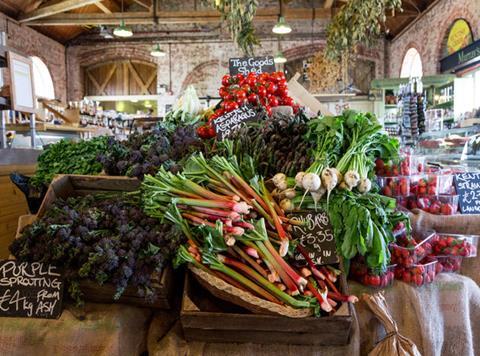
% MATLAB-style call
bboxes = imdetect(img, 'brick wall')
[67,39,385,101]
[387,0,480,77]
[0,14,66,103]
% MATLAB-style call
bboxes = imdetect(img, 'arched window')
[400,48,423,78]
[30,56,55,100]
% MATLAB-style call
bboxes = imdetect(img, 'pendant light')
[274,51,287,63]
[113,0,133,38]
[272,16,292,34]
[150,44,166,57]
[272,0,291,34]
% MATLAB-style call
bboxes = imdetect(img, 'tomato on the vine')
[197,125,210,139]
[246,75,257,87]
[235,73,245,83]
[257,85,267,98]
[235,89,247,100]
[236,98,248,106]
[207,125,216,138]
[219,87,229,98]
[266,82,277,94]
[247,93,258,104]
[282,96,294,106]
[240,84,251,92]
[221,75,231,87]
[268,97,279,107]
[215,108,225,116]
[224,101,239,112]
[276,86,288,98]
[265,105,272,116]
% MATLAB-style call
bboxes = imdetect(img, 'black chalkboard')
[0,260,63,319]
[289,211,339,266]
[454,173,480,214]
[229,56,276,76]
[213,104,261,140]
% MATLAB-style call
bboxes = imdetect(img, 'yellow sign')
[447,19,473,55]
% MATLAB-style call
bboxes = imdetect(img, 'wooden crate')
[16,174,176,309]
[180,271,354,346]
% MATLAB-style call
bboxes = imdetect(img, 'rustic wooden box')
[180,271,354,345]
[16,174,176,309]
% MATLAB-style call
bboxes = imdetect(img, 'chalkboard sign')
[289,211,339,266]
[454,173,480,214]
[213,104,261,140]
[229,56,276,76]
[0,260,63,319]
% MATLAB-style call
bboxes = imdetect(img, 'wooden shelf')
[6,123,96,133]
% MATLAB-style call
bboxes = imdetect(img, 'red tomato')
[241,84,251,92]
[224,101,239,112]
[219,87,229,98]
[268,96,279,107]
[282,96,294,106]
[221,75,231,87]
[207,125,216,138]
[276,71,286,80]
[277,78,287,87]
[197,125,210,139]
[266,82,277,94]
[246,75,257,87]
[247,93,259,104]
[208,113,219,122]
[225,93,234,101]
[259,73,269,81]
[236,89,247,100]
[235,73,245,83]
[257,85,267,98]
[276,86,288,98]
[236,98,248,106]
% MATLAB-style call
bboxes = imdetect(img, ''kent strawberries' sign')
[454,173,480,214]
[229,56,276,76]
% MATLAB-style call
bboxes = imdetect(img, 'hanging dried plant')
[325,0,402,59]
[211,0,260,56]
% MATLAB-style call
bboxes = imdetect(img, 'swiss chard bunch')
[326,191,410,272]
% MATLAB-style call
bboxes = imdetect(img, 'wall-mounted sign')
[8,52,36,113]
[440,38,480,73]
[229,56,276,76]
[446,19,473,56]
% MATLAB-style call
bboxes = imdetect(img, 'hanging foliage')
[211,0,260,56]
[325,0,403,59]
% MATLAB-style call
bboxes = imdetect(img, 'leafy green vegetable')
[30,136,108,188]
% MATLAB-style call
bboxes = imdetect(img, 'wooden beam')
[19,0,101,22]
[133,0,151,10]
[95,2,112,14]
[86,71,102,93]
[25,7,331,26]
[323,0,334,8]
[98,63,118,94]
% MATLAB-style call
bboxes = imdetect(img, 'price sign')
[0,261,64,319]
[289,211,339,266]
[229,56,276,76]
[213,104,261,140]
[454,173,480,214]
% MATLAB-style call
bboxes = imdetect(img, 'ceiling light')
[100,26,113,39]
[113,20,133,38]
[272,16,292,34]
[274,51,287,64]
[150,44,166,57]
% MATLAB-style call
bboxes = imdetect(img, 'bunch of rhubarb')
[142,153,357,315]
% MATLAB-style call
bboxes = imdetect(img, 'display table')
[0,303,151,356]
[145,273,479,356]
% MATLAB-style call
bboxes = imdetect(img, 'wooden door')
[84,60,157,96]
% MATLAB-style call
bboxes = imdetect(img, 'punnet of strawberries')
[197,71,298,139]
[430,233,478,257]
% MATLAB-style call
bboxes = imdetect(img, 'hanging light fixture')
[272,16,292,34]
[113,0,133,37]
[274,50,287,64]
[272,0,291,34]
[150,44,166,57]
